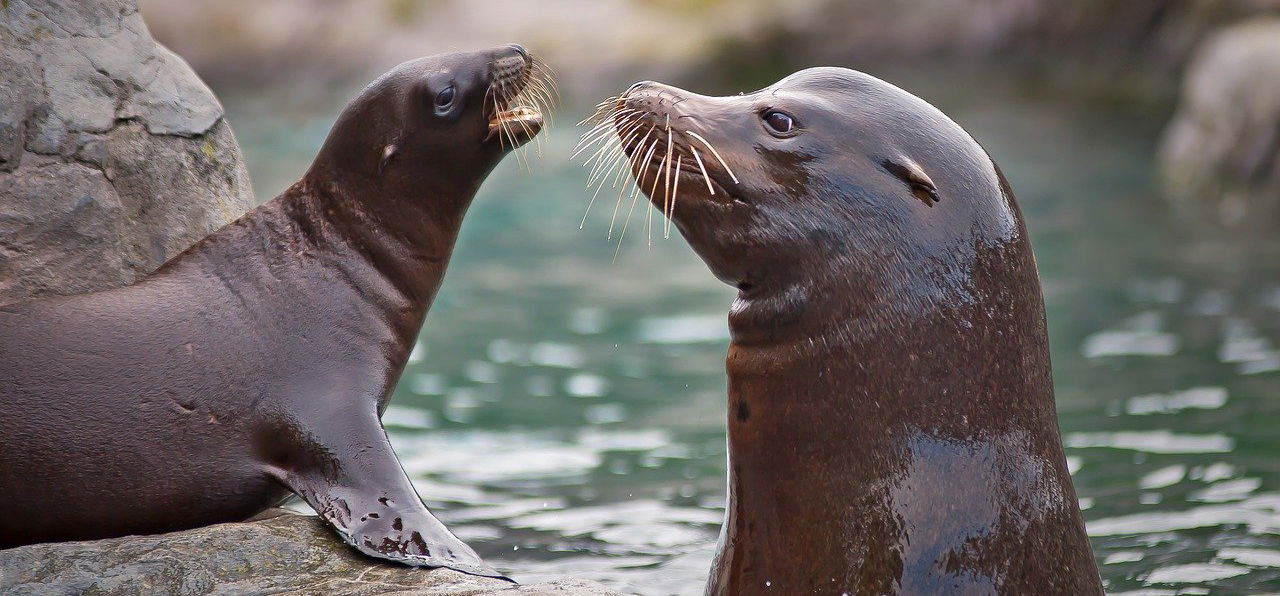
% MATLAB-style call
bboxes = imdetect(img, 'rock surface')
[1158,17,1280,225]
[0,509,622,596]
[0,0,253,305]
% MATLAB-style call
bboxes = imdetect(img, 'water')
[225,72,1280,594]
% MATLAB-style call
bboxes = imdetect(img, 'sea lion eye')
[435,85,456,109]
[763,111,795,135]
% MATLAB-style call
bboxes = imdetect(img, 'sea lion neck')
[150,180,468,356]
[724,248,936,351]
[285,176,470,308]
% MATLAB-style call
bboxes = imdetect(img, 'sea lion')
[579,69,1103,594]
[0,45,550,578]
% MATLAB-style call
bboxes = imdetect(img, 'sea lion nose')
[507,44,530,64]
[627,81,655,96]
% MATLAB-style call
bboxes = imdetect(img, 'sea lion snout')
[483,44,548,147]
[617,80,697,128]
[607,81,744,208]
[487,45,532,88]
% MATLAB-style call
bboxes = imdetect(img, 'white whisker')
[667,155,682,238]
[691,147,716,195]
[662,119,674,240]
[609,127,653,240]
[615,136,660,254]
[686,131,739,184]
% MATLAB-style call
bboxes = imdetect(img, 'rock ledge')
[0,509,621,596]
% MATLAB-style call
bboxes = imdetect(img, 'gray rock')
[0,0,253,304]
[1158,17,1280,226]
[0,509,622,596]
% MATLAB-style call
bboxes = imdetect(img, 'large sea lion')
[579,69,1103,594]
[0,45,550,578]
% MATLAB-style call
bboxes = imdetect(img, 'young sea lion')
[580,69,1103,594]
[0,45,550,578]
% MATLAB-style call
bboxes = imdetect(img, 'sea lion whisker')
[490,92,506,151]
[580,111,624,139]
[577,98,620,127]
[584,144,616,187]
[612,116,646,150]
[522,86,554,134]
[608,126,654,240]
[500,101,529,171]
[610,128,656,241]
[580,113,639,170]
[606,125,650,237]
[580,135,621,176]
[685,131,740,184]
[530,56,558,88]
[536,67,561,102]
[662,120,674,238]
[635,136,661,198]
[649,135,672,249]
[496,82,535,168]
[595,119,643,181]
[516,86,547,157]
[580,109,633,142]
[666,155,683,238]
[571,133,612,159]
[508,93,542,164]
[528,78,556,113]
[572,123,625,158]
[579,100,624,128]
[606,125,646,194]
[608,115,642,144]
[512,114,541,160]
[586,130,635,187]
[614,182,643,260]
[605,121,648,186]
[581,148,635,229]
[584,138,626,189]
[593,119,645,182]
[690,147,716,195]
[625,137,662,250]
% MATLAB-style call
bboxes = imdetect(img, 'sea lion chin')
[0,45,550,579]
[584,69,1103,594]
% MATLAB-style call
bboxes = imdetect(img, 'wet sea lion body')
[0,45,549,577]
[586,68,1102,594]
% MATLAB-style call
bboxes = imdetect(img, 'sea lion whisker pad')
[1,45,546,579]
[585,70,1103,594]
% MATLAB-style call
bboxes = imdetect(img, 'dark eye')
[763,111,795,135]
[435,85,456,108]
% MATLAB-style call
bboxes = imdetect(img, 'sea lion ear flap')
[882,158,939,206]
[379,144,398,176]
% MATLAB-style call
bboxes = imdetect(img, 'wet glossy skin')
[0,45,540,579]
[615,69,1103,594]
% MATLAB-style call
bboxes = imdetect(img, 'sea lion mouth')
[488,106,543,140]
[484,53,554,148]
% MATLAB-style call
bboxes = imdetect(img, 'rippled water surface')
[228,72,1280,594]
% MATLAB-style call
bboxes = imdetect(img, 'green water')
[226,72,1280,595]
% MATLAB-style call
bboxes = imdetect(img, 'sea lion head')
[599,68,1021,329]
[310,44,550,199]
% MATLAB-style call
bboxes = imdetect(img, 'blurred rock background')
[137,0,1280,225]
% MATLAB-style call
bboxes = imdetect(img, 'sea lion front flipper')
[264,410,507,580]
